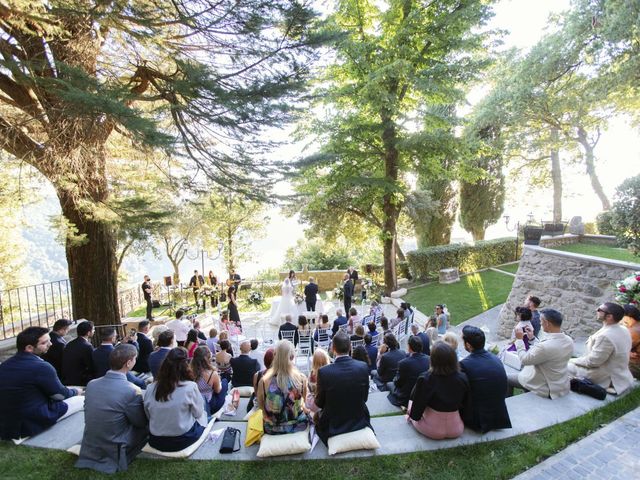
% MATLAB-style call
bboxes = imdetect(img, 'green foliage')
[367,261,412,283]
[611,175,640,256]
[407,237,518,280]
[284,238,355,271]
[596,211,617,235]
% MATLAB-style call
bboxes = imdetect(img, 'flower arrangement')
[294,292,305,305]
[247,290,264,306]
[361,278,382,302]
[333,283,344,301]
[615,271,640,305]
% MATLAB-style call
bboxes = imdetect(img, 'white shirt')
[165,318,191,342]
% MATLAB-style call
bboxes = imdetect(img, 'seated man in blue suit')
[387,335,430,407]
[62,320,95,386]
[0,326,83,440]
[92,328,146,390]
[315,332,372,445]
[149,330,174,378]
[230,340,260,387]
[331,308,348,336]
[132,320,153,374]
[460,326,512,433]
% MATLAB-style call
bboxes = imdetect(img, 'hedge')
[365,261,412,282]
[406,237,519,280]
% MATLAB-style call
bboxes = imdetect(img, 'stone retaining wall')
[279,267,348,292]
[497,245,640,338]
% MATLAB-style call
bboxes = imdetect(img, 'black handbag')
[570,377,607,400]
[219,427,241,454]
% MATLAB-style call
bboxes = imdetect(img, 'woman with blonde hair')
[257,340,309,434]
[306,348,331,412]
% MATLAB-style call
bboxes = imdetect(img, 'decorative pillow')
[256,429,311,458]
[235,386,254,397]
[327,427,380,455]
[142,418,216,458]
[67,444,81,455]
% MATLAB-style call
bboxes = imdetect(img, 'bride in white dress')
[269,271,298,326]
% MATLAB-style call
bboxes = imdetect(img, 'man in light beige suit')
[507,309,574,398]
[568,302,634,394]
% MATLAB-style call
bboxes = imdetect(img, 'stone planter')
[439,268,460,284]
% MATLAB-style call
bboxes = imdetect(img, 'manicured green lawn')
[493,262,520,274]
[405,270,515,325]
[1,388,638,480]
[551,243,640,264]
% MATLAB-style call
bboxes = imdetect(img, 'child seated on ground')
[507,306,535,351]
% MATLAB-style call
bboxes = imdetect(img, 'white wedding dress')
[269,278,298,326]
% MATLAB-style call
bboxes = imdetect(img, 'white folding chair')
[362,314,375,326]
[279,329,296,344]
[350,339,365,351]
[370,334,379,348]
[296,330,313,373]
[338,324,349,335]
[315,328,331,351]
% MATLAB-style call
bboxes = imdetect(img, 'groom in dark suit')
[342,273,354,314]
[315,333,372,445]
[304,277,319,312]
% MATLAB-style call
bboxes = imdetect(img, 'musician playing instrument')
[188,270,205,308]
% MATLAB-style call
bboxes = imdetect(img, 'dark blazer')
[76,371,148,473]
[43,331,67,378]
[148,347,171,378]
[0,352,78,440]
[230,354,260,387]
[133,333,153,373]
[388,352,430,407]
[343,279,354,299]
[315,356,371,444]
[365,344,378,370]
[92,344,146,390]
[377,348,407,383]
[189,274,205,288]
[331,315,348,335]
[62,337,95,386]
[460,349,512,433]
[350,269,359,281]
[278,322,299,345]
[304,283,318,302]
[416,332,431,356]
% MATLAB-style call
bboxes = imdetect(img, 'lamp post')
[184,240,225,274]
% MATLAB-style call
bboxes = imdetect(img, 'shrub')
[406,237,518,280]
[611,175,640,256]
[596,211,616,235]
[366,261,412,284]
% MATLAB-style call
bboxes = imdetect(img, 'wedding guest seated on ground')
[369,300,383,319]
[506,308,574,398]
[390,308,405,330]
[192,321,207,342]
[0,326,83,441]
[331,309,348,335]
[151,325,168,348]
[306,348,331,413]
[435,305,448,335]
[411,323,431,356]
[527,296,542,337]
[442,332,460,356]
[568,302,634,394]
[622,304,640,379]
[351,324,366,343]
[42,318,72,378]
[315,333,372,445]
[247,348,275,413]
[352,345,372,372]
[192,346,228,416]
[388,336,430,408]
[149,330,174,379]
[257,340,309,434]
[249,339,265,370]
[373,333,406,391]
[230,340,260,387]
[460,326,512,433]
[507,306,535,351]
[215,340,233,382]
[206,328,218,353]
[380,316,391,336]
[143,347,207,452]
[408,342,470,440]
[314,314,333,342]
[92,328,146,390]
[76,344,148,474]
[278,314,299,345]
[62,320,95,386]
[348,307,361,334]
[133,320,153,374]
[364,335,378,372]
[165,310,191,347]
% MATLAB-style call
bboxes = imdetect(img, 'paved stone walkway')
[513,407,640,480]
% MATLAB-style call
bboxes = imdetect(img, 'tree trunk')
[381,114,399,295]
[471,228,486,241]
[57,189,120,326]
[550,128,563,223]
[395,239,406,262]
[577,126,611,210]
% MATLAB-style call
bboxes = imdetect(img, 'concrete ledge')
[524,245,640,270]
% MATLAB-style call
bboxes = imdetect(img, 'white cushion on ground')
[67,444,81,455]
[256,429,311,458]
[397,278,409,285]
[390,288,407,298]
[234,386,254,397]
[142,418,216,458]
[57,396,85,422]
[11,437,30,445]
[327,427,380,455]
